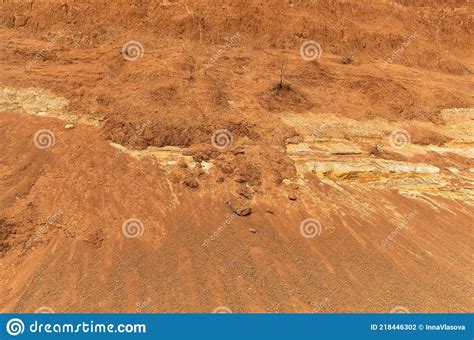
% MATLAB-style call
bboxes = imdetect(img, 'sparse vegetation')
[185,55,196,80]
[275,58,290,91]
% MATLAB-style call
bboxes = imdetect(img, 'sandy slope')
[0,0,473,313]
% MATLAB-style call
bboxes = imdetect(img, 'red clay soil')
[0,0,473,313]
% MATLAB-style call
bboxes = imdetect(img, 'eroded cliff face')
[0,0,472,313]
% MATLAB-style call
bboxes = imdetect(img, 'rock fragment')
[341,56,353,64]
[288,192,297,201]
[184,177,199,188]
[233,207,252,216]
[233,147,245,155]
[238,186,253,199]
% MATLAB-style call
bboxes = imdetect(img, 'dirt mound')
[260,83,313,113]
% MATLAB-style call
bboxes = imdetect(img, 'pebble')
[233,207,252,216]
[232,147,245,155]
[184,178,199,188]
[341,56,353,64]
[64,123,75,129]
